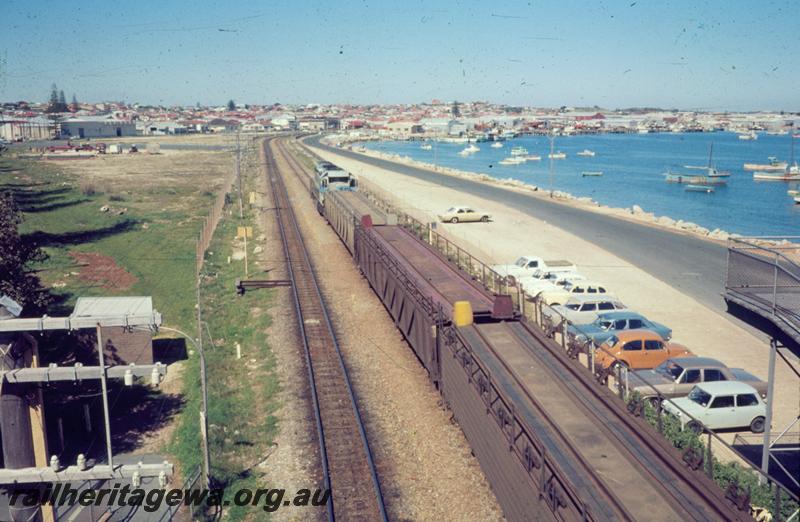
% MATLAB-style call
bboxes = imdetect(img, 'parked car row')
[496,252,769,433]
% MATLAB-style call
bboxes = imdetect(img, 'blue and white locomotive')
[312,160,358,211]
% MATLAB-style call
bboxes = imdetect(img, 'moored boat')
[581,171,603,177]
[524,155,542,161]
[420,143,432,150]
[743,157,787,172]
[510,146,528,156]
[685,184,714,193]
[577,149,595,157]
[499,157,526,165]
[738,131,758,140]
[548,151,566,159]
[684,143,730,177]
[664,171,727,185]
[753,170,800,181]
[490,142,503,148]
[754,135,800,181]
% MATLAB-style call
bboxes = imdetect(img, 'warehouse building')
[0,117,56,141]
[59,116,136,139]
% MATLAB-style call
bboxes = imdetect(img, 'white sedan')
[539,280,613,306]
[438,206,491,224]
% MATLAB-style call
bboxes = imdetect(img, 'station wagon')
[539,280,613,306]
[548,295,626,325]
[628,356,768,404]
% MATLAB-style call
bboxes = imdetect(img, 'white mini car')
[663,381,767,433]
[438,206,491,224]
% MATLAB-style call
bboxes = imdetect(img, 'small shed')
[71,297,155,364]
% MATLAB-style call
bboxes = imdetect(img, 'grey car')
[629,356,768,406]
[568,311,671,345]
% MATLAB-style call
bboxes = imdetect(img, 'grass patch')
[0,150,228,325]
[4,141,282,519]
[168,143,280,520]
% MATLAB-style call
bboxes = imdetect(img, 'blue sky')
[1,0,797,110]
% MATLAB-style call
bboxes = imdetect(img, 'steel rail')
[264,137,387,521]
[516,319,751,520]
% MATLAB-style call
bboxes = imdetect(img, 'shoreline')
[327,137,796,248]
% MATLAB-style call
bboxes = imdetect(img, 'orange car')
[595,329,694,370]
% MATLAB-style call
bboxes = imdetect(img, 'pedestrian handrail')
[725,236,800,344]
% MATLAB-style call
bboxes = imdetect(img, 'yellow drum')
[453,301,474,327]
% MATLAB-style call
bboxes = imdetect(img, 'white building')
[386,121,423,135]
[136,121,189,135]
[60,116,136,139]
[0,117,55,141]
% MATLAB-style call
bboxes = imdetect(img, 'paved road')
[307,136,735,318]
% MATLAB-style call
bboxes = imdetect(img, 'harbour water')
[362,133,799,237]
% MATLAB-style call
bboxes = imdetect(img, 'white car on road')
[438,206,491,223]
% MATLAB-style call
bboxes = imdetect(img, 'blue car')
[568,311,672,346]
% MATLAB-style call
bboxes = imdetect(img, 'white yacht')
[548,151,567,159]
[499,157,526,165]
[510,146,528,156]
[490,142,503,148]
[577,149,595,157]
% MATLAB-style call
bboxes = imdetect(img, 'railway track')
[264,137,387,521]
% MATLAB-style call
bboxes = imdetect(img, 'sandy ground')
[275,142,504,521]
[307,144,800,443]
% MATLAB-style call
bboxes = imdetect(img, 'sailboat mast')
[548,134,555,196]
[708,142,714,169]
